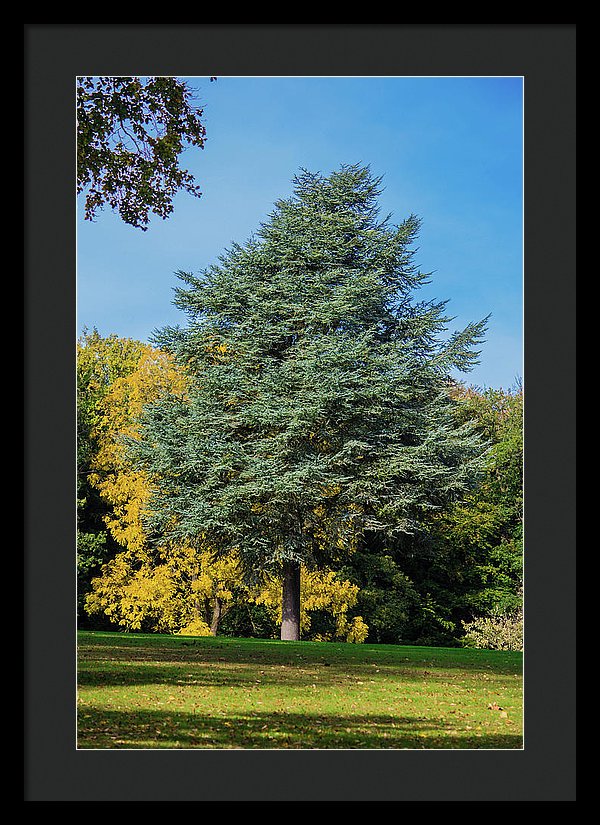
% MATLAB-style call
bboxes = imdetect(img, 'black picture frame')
[25,23,576,803]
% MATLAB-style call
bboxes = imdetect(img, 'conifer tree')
[131,164,489,640]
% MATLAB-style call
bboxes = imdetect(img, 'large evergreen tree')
[131,165,489,640]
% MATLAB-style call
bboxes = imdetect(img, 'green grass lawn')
[77,630,523,749]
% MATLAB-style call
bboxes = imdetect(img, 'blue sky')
[77,75,523,390]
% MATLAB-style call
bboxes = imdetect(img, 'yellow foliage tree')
[85,551,186,633]
[85,543,242,635]
[85,343,242,634]
[89,346,188,551]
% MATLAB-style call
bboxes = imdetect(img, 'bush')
[461,609,523,651]
[177,617,213,637]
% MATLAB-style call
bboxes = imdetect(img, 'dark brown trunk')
[280,560,301,641]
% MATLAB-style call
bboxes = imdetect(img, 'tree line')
[77,165,523,649]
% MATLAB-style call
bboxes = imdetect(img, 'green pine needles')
[131,164,489,640]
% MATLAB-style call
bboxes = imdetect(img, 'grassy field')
[77,630,523,749]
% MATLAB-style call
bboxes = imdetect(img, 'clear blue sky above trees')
[77,75,523,390]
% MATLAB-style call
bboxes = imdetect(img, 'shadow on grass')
[78,658,520,690]
[77,707,523,750]
[78,634,521,690]
[78,632,522,674]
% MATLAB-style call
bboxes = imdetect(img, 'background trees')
[77,76,209,230]
[78,333,523,647]
[428,383,523,649]
[128,164,489,640]
[340,381,523,647]
[77,329,148,624]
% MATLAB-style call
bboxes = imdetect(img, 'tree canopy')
[341,381,523,647]
[129,164,490,640]
[77,76,208,230]
[77,329,150,623]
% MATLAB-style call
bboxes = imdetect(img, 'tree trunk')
[192,572,210,627]
[210,596,222,636]
[281,560,301,641]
